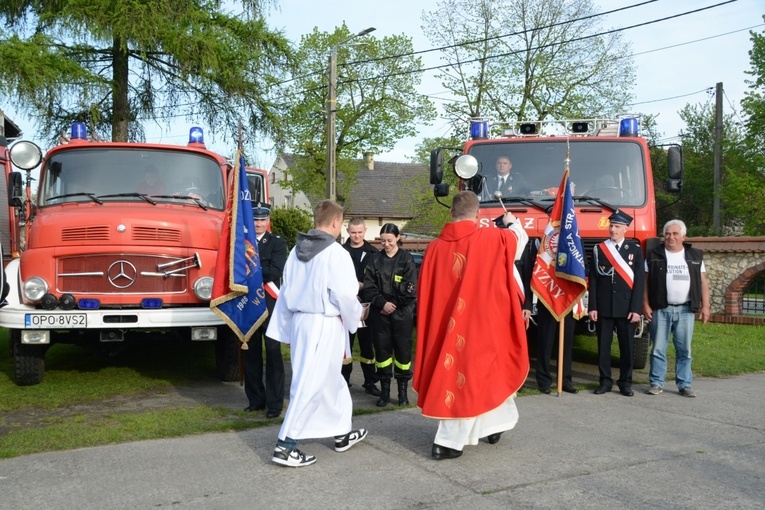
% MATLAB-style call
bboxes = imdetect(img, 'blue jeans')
[648,304,695,389]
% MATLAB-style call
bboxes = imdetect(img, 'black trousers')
[341,326,378,386]
[369,306,414,380]
[243,323,285,412]
[535,306,575,390]
[596,316,635,388]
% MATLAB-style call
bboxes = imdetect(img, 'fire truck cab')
[1,123,268,385]
[430,116,683,369]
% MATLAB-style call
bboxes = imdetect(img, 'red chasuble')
[413,220,529,419]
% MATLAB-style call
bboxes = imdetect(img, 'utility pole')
[713,82,723,236]
[325,27,376,202]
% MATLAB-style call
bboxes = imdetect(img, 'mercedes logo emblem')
[108,260,138,288]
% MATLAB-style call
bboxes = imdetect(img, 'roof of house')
[281,153,426,219]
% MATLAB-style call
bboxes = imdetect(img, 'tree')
[672,102,753,236]
[0,1,292,145]
[270,206,313,249]
[277,25,436,201]
[421,0,635,132]
[398,135,462,236]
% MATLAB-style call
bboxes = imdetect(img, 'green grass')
[1,321,763,458]
[0,406,266,459]
[0,329,217,412]
[571,321,765,377]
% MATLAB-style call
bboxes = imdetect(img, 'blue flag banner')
[555,170,587,287]
[210,151,268,347]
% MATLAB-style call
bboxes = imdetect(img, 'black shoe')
[619,386,634,397]
[363,383,381,397]
[266,409,281,418]
[243,405,265,412]
[487,433,502,444]
[562,385,579,394]
[431,444,463,460]
[594,385,612,395]
[539,387,551,394]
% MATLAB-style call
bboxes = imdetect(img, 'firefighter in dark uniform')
[588,210,645,397]
[519,239,579,394]
[243,203,288,418]
[341,217,381,396]
[361,223,417,407]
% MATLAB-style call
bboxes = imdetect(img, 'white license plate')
[25,314,88,328]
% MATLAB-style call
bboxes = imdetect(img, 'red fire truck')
[1,123,268,385]
[429,116,683,368]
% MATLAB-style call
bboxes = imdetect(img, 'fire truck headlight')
[9,141,43,170]
[454,155,479,179]
[23,277,49,302]
[194,277,214,301]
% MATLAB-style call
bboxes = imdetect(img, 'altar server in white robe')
[266,199,368,468]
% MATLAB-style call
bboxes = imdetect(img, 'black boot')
[376,379,390,407]
[397,379,409,406]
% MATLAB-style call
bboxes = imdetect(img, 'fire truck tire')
[633,331,650,370]
[215,328,240,382]
[11,330,46,386]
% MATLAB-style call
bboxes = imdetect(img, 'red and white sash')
[264,281,280,299]
[598,241,634,289]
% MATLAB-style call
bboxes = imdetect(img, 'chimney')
[363,152,374,170]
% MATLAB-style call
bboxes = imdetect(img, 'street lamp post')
[325,27,376,202]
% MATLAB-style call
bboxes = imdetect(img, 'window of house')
[742,274,765,315]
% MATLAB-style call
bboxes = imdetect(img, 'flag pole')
[557,318,564,396]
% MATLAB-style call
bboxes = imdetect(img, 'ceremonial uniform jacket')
[258,231,287,314]
[486,172,530,197]
[588,239,645,318]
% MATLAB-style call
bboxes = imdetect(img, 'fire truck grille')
[57,255,187,294]
[61,226,111,241]
[132,226,183,243]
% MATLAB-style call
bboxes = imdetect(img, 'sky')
[3,0,762,169]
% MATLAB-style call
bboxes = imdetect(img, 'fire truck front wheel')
[215,327,240,382]
[633,329,650,371]
[11,330,47,386]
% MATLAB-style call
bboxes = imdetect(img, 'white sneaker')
[646,385,663,395]
[334,428,368,452]
[271,446,316,467]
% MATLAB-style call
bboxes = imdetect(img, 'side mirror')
[665,145,683,194]
[433,183,449,197]
[430,149,444,185]
[8,172,23,207]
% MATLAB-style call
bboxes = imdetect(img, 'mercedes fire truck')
[1,123,268,385]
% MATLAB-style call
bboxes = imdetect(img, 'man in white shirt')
[643,219,711,397]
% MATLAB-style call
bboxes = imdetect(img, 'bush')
[270,206,313,248]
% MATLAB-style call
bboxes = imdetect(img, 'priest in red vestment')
[414,191,529,460]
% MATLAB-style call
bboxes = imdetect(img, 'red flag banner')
[530,169,587,321]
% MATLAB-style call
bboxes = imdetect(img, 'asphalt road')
[1,370,764,510]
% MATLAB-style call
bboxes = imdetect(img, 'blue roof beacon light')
[619,117,639,137]
[188,127,205,144]
[71,122,87,140]
[470,120,489,140]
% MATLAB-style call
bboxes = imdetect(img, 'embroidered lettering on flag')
[530,169,587,321]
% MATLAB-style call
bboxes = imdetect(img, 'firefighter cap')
[253,202,271,220]
[609,209,633,226]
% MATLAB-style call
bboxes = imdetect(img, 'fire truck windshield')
[469,140,647,207]
[38,148,226,210]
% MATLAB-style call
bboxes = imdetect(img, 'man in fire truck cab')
[136,164,166,195]
[486,156,530,198]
